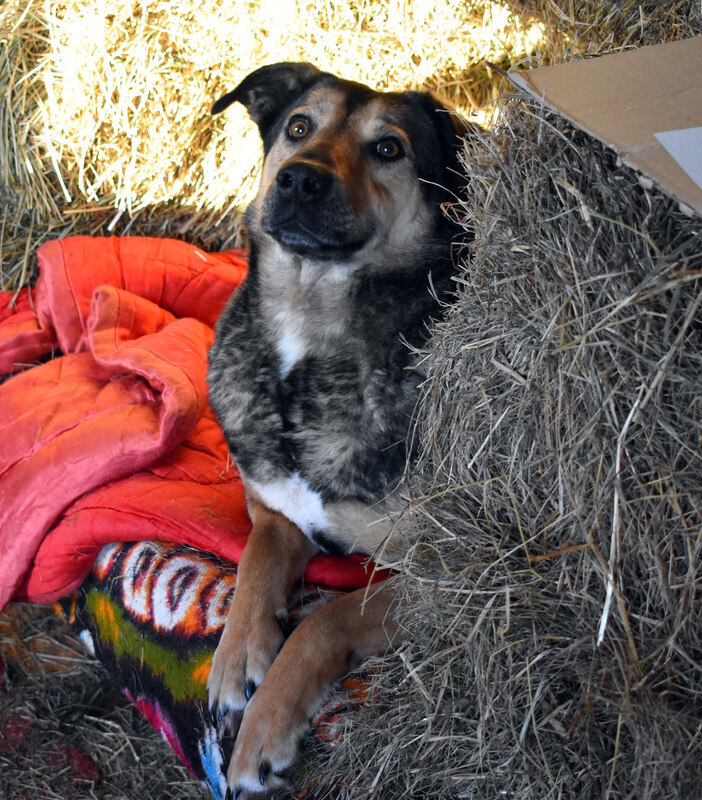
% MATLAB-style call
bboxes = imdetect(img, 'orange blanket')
[0,237,379,610]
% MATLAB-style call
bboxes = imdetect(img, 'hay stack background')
[1,0,548,290]
[311,99,702,798]
[1,1,702,799]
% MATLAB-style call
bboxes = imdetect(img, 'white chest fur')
[246,472,329,538]
[261,246,357,379]
[276,326,305,378]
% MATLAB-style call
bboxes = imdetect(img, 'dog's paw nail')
[259,761,271,785]
[245,679,257,700]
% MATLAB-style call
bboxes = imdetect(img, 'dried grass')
[1,0,549,290]
[0,604,208,799]
[3,1,698,289]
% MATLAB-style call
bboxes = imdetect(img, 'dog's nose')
[276,162,331,202]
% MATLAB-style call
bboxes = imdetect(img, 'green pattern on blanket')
[65,541,367,800]
[85,588,212,702]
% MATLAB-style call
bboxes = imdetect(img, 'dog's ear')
[419,93,482,198]
[212,62,321,136]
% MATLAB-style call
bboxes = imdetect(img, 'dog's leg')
[208,500,318,729]
[224,578,398,798]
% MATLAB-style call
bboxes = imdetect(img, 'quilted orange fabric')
[0,237,381,610]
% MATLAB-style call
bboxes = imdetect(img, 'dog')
[206,62,468,798]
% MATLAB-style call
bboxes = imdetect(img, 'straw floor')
[0,604,208,799]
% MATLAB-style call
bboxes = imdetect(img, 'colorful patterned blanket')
[62,541,369,799]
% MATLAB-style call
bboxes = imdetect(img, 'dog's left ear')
[212,62,321,140]
[419,93,482,197]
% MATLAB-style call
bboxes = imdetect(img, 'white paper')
[654,127,702,191]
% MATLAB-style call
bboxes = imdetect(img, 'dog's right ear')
[211,62,321,138]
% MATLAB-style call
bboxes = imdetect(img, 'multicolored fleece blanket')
[0,236,384,797]
[61,540,369,799]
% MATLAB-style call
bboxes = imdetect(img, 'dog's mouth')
[265,218,370,259]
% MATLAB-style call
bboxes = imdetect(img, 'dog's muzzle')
[262,160,373,258]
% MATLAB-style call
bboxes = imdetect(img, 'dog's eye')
[375,137,403,160]
[287,117,310,140]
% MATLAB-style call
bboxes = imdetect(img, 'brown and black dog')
[207,62,468,798]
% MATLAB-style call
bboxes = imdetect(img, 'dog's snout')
[276,162,331,202]
[263,152,370,256]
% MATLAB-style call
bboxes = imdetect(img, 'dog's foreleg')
[208,500,318,730]
[224,578,398,797]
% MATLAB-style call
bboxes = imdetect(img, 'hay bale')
[310,88,702,800]
[0,0,548,291]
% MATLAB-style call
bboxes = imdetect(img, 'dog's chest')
[209,256,423,539]
[261,261,354,378]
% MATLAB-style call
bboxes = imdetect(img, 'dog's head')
[213,62,471,264]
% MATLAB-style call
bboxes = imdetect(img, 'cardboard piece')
[508,36,702,215]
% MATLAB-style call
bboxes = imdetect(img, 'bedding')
[61,540,369,799]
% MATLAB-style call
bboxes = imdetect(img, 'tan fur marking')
[253,88,425,242]
[207,499,317,710]
[226,579,398,788]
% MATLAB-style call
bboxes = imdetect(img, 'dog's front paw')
[207,603,286,733]
[224,672,307,799]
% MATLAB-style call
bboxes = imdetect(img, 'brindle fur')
[206,62,467,798]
